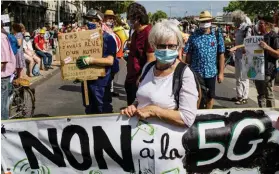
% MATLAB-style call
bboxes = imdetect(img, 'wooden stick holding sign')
[83,80,89,106]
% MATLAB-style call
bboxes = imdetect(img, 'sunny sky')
[136,1,230,17]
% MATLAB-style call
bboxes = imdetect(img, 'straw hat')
[197,11,213,22]
[24,32,31,37]
[104,10,115,17]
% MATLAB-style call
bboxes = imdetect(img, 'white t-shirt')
[23,40,34,52]
[137,63,199,127]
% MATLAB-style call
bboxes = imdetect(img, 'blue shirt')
[184,28,225,78]
[88,31,117,86]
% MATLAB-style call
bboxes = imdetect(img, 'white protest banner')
[1,108,279,174]
[242,36,265,80]
[1,14,10,23]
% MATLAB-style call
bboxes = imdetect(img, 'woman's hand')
[135,105,160,119]
[120,105,137,117]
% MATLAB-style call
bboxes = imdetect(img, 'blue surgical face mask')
[25,37,30,42]
[155,49,178,64]
[87,22,96,30]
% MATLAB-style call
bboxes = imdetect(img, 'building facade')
[1,0,86,33]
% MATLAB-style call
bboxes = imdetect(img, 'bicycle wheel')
[9,87,35,119]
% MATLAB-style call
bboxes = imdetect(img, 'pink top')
[1,33,16,78]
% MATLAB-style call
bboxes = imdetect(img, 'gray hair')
[231,10,246,22]
[148,19,183,50]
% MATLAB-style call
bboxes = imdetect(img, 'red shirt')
[34,35,45,50]
[126,25,154,83]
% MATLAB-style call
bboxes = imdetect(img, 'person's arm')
[77,34,116,67]
[218,32,226,83]
[263,46,279,59]
[88,56,114,66]
[16,34,22,46]
[136,68,199,127]
[259,38,279,59]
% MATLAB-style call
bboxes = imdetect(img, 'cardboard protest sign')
[242,36,265,80]
[2,108,279,174]
[58,29,105,81]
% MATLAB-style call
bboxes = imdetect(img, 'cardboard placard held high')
[58,29,106,81]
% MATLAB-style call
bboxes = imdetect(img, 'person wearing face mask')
[104,10,121,97]
[23,32,41,77]
[76,9,117,114]
[185,11,225,109]
[229,10,252,105]
[254,16,279,108]
[34,29,53,71]
[121,19,198,127]
[104,10,115,29]
[124,2,155,106]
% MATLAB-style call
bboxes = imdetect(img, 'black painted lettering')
[61,125,92,171]
[18,129,66,169]
[93,125,135,172]
[159,133,182,160]
[140,148,154,159]
[159,133,170,160]
[169,149,182,160]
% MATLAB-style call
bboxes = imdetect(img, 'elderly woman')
[121,19,199,127]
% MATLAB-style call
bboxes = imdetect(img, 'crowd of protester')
[2,2,279,128]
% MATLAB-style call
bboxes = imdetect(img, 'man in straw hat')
[254,15,279,108]
[76,8,117,114]
[104,10,116,29]
[184,10,225,109]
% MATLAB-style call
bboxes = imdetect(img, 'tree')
[223,1,279,19]
[150,10,168,23]
[148,12,152,22]
[84,1,133,15]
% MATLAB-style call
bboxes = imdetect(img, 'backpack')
[7,34,19,55]
[139,61,208,109]
[32,64,40,76]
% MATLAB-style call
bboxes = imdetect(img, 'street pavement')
[33,66,279,117]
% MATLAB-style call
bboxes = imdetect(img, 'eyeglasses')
[157,44,178,50]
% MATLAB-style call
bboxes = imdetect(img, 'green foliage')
[223,1,279,18]
[84,1,134,15]
[150,10,168,23]
[148,12,152,21]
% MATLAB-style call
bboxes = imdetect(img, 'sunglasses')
[157,44,178,50]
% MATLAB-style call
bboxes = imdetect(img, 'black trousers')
[125,81,138,106]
